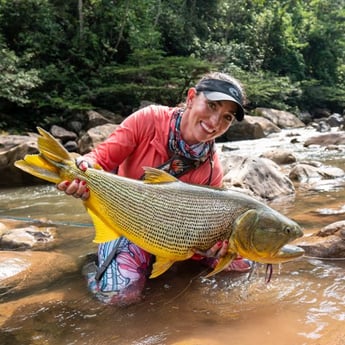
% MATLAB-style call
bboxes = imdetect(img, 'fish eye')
[284,226,292,235]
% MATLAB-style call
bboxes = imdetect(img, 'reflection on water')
[1,129,345,345]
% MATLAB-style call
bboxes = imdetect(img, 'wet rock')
[289,163,344,183]
[221,154,295,200]
[327,113,344,128]
[304,132,345,147]
[0,226,56,250]
[0,251,78,297]
[221,144,240,152]
[315,120,331,132]
[260,149,297,165]
[298,221,345,258]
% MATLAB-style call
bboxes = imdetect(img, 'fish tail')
[14,127,76,184]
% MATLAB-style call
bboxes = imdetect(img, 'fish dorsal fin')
[142,167,178,184]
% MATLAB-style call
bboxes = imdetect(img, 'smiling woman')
[55,71,249,306]
[180,73,246,144]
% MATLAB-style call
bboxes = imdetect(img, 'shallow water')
[0,128,345,345]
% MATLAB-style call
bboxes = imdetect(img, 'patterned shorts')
[85,237,153,306]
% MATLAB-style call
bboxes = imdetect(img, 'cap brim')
[203,91,244,121]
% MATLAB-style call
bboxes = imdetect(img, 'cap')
[195,79,245,121]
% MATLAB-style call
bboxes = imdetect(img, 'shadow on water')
[1,128,345,345]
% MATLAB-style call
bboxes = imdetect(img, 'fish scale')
[14,127,305,278]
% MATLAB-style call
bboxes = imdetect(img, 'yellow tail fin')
[36,127,71,163]
[14,127,74,184]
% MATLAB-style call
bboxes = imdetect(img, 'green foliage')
[90,51,212,113]
[302,0,345,85]
[223,65,302,112]
[300,80,345,112]
[0,0,344,131]
[0,46,42,105]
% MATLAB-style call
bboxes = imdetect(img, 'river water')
[0,128,345,345]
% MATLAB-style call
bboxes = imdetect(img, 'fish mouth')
[267,244,305,264]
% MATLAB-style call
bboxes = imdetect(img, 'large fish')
[15,127,304,278]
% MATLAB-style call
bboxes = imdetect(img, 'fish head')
[231,208,304,264]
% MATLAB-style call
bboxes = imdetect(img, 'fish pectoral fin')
[84,198,121,243]
[142,167,178,184]
[150,256,175,278]
[204,253,237,278]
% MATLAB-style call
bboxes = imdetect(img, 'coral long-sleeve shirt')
[85,105,223,187]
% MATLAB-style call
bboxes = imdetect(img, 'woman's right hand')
[56,157,93,200]
[56,179,90,200]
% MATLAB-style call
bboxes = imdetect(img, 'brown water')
[1,128,345,345]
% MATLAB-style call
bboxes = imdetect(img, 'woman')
[57,71,251,305]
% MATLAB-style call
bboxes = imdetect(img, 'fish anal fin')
[149,256,175,278]
[204,253,237,278]
[84,198,121,243]
[142,167,178,184]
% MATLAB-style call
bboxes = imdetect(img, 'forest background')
[0,0,344,133]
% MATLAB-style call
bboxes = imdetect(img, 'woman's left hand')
[192,240,229,259]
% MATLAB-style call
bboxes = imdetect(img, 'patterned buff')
[157,108,214,178]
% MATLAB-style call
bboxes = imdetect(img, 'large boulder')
[220,154,295,200]
[245,115,282,135]
[0,133,41,187]
[84,110,112,130]
[220,116,266,141]
[78,123,119,154]
[50,125,78,142]
[289,162,344,183]
[0,225,56,250]
[304,132,345,147]
[253,108,305,129]
[298,221,345,258]
[260,149,297,165]
[220,113,290,142]
[0,251,78,297]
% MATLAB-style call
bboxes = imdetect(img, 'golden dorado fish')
[15,127,304,278]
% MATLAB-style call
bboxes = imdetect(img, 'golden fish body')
[15,127,304,278]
